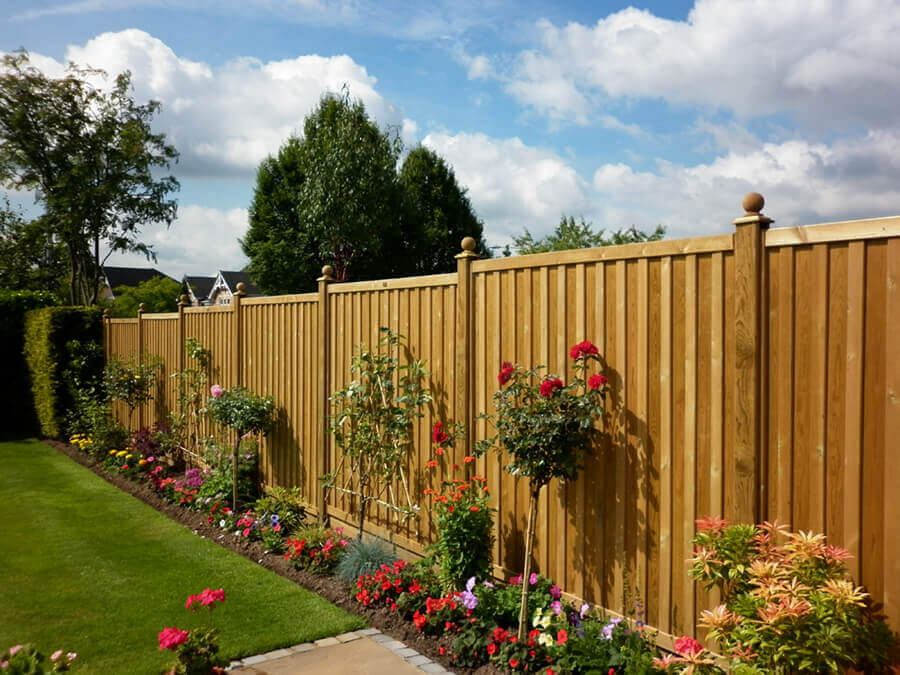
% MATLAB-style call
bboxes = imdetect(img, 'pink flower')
[529,572,538,585]
[549,584,561,599]
[432,422,450,445]
[569,341,599,359]
[200,588,226,606]
[158,627,189,650]
[674,636,704,656]
[539,377,563,397]
[588,373,608,390]
[8,646,21,657]
[509,575,522,585]
[498,361,514,385]
[67,653,77,663]
[210,384,223,398]
[50,650,63,662]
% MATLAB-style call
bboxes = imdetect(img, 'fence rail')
[105,194,900,641]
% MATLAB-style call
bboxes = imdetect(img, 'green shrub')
[253,486,308,535]
[23,306,101,438]
[335,538,399,584]
[0,289,59,434]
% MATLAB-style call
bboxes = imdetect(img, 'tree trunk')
[357,475,369,540]
[517,483,542,641]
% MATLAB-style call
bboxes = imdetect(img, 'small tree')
[168,337,212,459]
[476,341,609,640]
[324,327,430,539]
[510,216,665,256]
[104,356,161,428]
[207,385,276,510]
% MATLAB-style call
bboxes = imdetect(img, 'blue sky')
[3,0,899,278]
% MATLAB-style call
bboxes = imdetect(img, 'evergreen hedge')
[0,290,60,434]
[23,306,102,438]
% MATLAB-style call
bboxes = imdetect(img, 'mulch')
[43,440,502,675]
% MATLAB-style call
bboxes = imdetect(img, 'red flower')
[674,636,704,656]
[486,643,498,655]
[426,460,439,468]
[413,611,427,631]
[569,341,599,359]
[492,627,509,643]
[432,422,450,445]
[557,628,568,645]
[588,373,608,390]
[463,455,476,464]
[158,627,189,650]
[435,447,445,455]
[498,361,514,385]
[539,377,563,397]
[510,659,519,669]
[469,506,480,512]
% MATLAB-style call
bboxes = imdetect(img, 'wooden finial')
[455,236,480,260]
[137,303,145,314]
[318,265,335,281]
[234,282,246,297]
[102,308,110,319]
[742,192,765,215]
[178,294,190,307]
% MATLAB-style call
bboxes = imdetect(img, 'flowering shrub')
[158,588,227,675]
[685,517,894,673]
[426,422,494,590]
[68,432,93,453]
[0,644,76,673]
[476,340,609,638]
[283,527,349,573]
[103,357,160,426]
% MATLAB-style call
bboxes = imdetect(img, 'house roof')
[182,275,215,302]
[103,266,177,292]
[219,270,262,297]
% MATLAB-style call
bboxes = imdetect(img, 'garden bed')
[44,439,501,675]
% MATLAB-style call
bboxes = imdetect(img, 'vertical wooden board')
[775,247,795,525]
[825,245,848,545]
[657,256,673,633]
[670,255,687,634]
[624,261,638,603]
[862,241,887,608]
[636,258,650,616]
[585,261,606,605]
[695,255,713,620]
[843,241,865,579]
[883,238,900,625]
[571,263,587,597]
[556,264,570,588]
[792,246,827,533]
[613,259,627,611]
[682,255,698,635]
[644,259,661,628]
[602,261,618,608]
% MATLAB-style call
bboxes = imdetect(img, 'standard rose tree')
[476,341,609,640]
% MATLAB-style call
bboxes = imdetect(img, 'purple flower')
[550,600,562,615]
[270,514,280,525]
[579,603,590,619]
[529,572,538,585]
[457,590,478,610]
[466,577,476,592]
[482,581,495,589]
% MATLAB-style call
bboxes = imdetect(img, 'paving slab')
[231,637,426,674]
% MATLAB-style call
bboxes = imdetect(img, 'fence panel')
[764,219,900,626]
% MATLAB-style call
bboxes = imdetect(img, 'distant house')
[182,275,215,306]
[99,266,178,301]
[206,271,263,306]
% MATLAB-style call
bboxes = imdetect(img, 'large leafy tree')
[0,199,68,294]
[243,90,403,290]
[106,275,181,317]
[0,51,179,305]
[509,215,665,255]
[399,146,490,274]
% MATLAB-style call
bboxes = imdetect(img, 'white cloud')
[503,1,900,128]
[102,205,249,278]
[591,130,900,237]
[22,30,408,177]
[422,132,591,243]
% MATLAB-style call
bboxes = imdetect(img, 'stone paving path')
[229,628,454,674]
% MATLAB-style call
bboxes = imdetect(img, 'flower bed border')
[43,439,502,675]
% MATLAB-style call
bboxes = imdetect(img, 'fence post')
[137,302,145,430]
[455,237,480,460]
[730,192,772,524]
[233,282,246,388]
[316,265,335,523]
[177,294,189,375]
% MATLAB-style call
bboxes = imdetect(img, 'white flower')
[537,633,554,647]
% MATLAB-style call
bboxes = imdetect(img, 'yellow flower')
[125,454,133,459]
[138,459,147,466]
[109,449,117,455]
[116,450,127,457]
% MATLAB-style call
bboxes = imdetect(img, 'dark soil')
[44,440,502,675]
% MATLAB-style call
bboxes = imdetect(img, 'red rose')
[569,340,599,359]
[539,377,563,397]
[498,361,514,385]
[510,659,519,669]
[588,373,608,390]
[486,642,497,655]
[432,422,450,445]
[674,636,704,656]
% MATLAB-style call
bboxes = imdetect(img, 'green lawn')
[0,439,364,673]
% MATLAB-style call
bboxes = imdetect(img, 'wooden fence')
[105,194,900,641]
